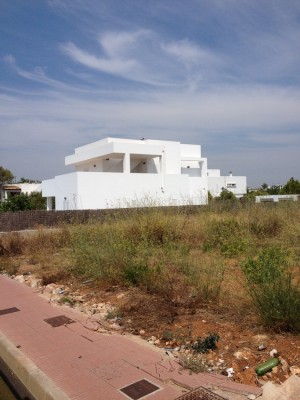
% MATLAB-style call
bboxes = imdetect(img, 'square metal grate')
[44,315,75,327]
[0,307,20,316]
[175,387,227,400]
[120,379,160,400]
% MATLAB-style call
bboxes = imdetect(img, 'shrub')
[0,232,24,256]
[241,246,300,332]
[242,246,287,284]
[190,333,220,353]
[203,219,248,257]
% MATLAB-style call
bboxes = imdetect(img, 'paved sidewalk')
[0,275,262,400]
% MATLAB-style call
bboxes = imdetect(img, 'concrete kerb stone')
[0,331,70,400]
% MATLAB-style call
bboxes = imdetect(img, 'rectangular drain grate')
[120,379,159,400]
[0,307,20,316]
[44,315,75,327]
[175,387,227,400]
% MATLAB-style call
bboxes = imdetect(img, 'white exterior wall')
[207,169,220,177]
[42,173,78,210]
[43,172,196,210]
[208,176,247,198]
[255,194,299,203]
[16,183,42,194]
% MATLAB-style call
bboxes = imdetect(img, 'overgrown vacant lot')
[1,201,300,385]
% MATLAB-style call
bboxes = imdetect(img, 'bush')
[242,246,287,284]
[0,192,46,211]
[241,246,300,332]
[203,219,248,257]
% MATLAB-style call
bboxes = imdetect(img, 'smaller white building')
[42,137,247,210]
[207,170,247,198]
[0,183,42,202]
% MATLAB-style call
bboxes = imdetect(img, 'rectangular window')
[227,183,236,188]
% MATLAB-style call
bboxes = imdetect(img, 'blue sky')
[1,0,300,186]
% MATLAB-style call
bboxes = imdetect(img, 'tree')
[217,188,237,201]
[280,177,300,194]
[18,177,41,184]
[266,185,281,195]
[0,166,14,186]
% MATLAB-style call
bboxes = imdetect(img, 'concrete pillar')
[123,153,130,174]
[46,197,53,211]
[160,152,165,193]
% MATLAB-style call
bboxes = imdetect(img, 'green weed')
[242,246,300,332]
[203,219,248,257]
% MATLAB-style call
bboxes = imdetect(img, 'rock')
[14,275,25,284]
[84,320,100,331]
[270,348,278,357]
[154,339,160,345]
[109,323,122,331]
[247,394,256,400]
[290,365,300,375]
[280,357,289,374]
[272,366,279,374]
[25,276,42,288]
[251,334,269,346]
[234,348,252,360]
[139,329,145,336]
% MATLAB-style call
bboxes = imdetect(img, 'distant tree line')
[211,177,300,202]
[244,177,300,200]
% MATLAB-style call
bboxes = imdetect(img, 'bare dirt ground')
[101,287,300,387]
[13,268,300,389]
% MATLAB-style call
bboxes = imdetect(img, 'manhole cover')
[120,379,160,400]
[0,307,20,316]
[175,387,227,400]
[44,315,75,327]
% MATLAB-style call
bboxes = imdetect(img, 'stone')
[139,329,145,336]
[270,348,278,357]
[280,357,289,374]
[290,365,300,375]
[251,334,269,346]
[14,275,25,284]
[84,320,100,331]
[234,348,252,360]
[247,394,256,400]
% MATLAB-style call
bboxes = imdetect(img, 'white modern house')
[42,137,247,210]
[207,170,247,198]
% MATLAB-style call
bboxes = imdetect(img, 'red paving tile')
[0,275,262,399]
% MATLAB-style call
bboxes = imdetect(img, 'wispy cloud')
[162,39,217,65]
[60,42,138,76]
[3,54,90,93]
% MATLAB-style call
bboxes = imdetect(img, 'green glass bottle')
[255,358,279,376]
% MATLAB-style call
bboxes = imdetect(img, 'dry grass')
[1,201,300,331]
